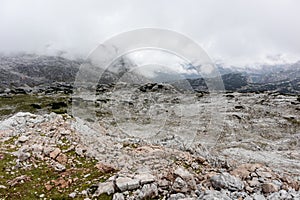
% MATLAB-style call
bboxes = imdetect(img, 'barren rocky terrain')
[0,55,299,199]
[0,85,299,199]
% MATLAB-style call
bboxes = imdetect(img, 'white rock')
[174,167,196,190]
[116,177,140,192]
[93,182,115,197]
[17,151,31,161]
[172,177,188,193]
[252,194,266,200]
[69,192,76,198]
[210,172,244,191]
[138,183,158,199]
[53,162,66,172]
[113,193,125,200]
[18,136,29,143]
[134,173,155,185]
[169,193,186,200]
[0,185,7,189]
[199,190,231,200]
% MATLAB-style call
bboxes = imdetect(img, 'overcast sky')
[0,0,299,66]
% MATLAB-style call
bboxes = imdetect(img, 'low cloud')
[0,0,299,66]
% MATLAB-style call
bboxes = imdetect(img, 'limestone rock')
[198,190,231,200]
[115,177,140,192]
[138,183,158,199]
[169,193,186,200]
[134,173,155,185]
[113,193,125,200]
[210,172,244,191]
[93,182,115,196]
[18,135,29,143]
[172,177,188,193]
[174,167,196,190]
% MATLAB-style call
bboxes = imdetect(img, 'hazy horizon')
[0,0,300,66]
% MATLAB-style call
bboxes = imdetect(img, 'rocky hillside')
[0,54,80,94]
[0,54,299,95]
[0,112,299,199]
[0,54,299,199]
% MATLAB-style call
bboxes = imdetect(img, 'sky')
[0,0,300,66]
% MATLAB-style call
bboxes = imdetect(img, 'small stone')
[56,153,68,164]
[53,162,66,172]
[262,183,279,193]
[138,183,158,199]
[18,136,29,143]
[210,172,244,191]
[81,190,88,195]
[31,144,43,155]
[7,175,31,187]
[231,167,250,180]
[158,179,170,189]
[195,156,206,164]
[112,193,125,200]
[62,130,71,135]
[84,174,90,178]
[256,171,272,179]
[172,177,188,193]
[75,146,86,157]
[169,193,186,200]
[45,184,53,191]
[43,146,54,156]
[50,148,61,159]
[252,194,266,200]
[198,190,231,200]
[247,178,260,187]
[115,177,140,192]
[17,152,31,161]
[69,192,76,198]
[134,173,155,185]
[95,162,116,174]
[93,182,114,196]
[191,162,200,170]
[174,167,196,190]
[282,176,300,190]
[0,185,7,189]
[245,186,253,193]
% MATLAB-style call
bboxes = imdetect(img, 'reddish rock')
[50,148,61,159]
[56,153,68,164]
[95,162,116,174]
[262,183,279,193]
[281,175,299,190]
[247,178,260,187]
[230,167,250,180]
[45,184,53,191]
[194,156,206,164]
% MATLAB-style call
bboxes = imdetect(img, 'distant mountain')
[0,54,299,94]
[216,61,300,83]
[0,54,80,89]
[214,61,300,94]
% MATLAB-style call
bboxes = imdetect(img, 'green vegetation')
[0,137,115,199]
[0,94,71,119]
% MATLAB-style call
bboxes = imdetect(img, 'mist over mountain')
[0,54,299,95]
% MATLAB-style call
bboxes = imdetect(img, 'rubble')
[0,108,299,199]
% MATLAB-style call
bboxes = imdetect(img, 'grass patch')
[0,139,114,199]
[0,94,71,119]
